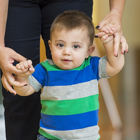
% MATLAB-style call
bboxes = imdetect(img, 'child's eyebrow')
[55,40,83,45]
[55,40,65,42]
[72,42,83,45]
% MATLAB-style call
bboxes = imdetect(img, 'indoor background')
[0,0,140,140]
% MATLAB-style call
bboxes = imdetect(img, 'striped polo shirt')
[29,56,108,140]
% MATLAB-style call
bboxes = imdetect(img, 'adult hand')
[95,9,128,56]
[0,46,27,94]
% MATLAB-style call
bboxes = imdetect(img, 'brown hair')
[50,10,95,46]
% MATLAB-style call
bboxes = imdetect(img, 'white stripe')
[44,59,55,65]
[40,125,100,140]
[29,75,42,92]
[41,79,98,100]
[99,56,109,78]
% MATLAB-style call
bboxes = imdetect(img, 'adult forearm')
[109,0,126,17]
[0,0,9,46]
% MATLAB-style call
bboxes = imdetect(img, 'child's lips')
[62,59,72,62]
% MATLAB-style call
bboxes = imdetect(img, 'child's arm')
[98,24,128,77]
[14,60,36,96]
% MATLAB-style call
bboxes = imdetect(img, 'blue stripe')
[31,57,100,86]
[46,65,99,86]
[40,110,99,131]
[32,64,47,86]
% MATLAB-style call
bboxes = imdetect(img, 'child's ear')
[48,40,52,51]
[86,45,95,58]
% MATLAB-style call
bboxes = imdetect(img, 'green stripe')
[41,94,99,115]
[39,128,61,140]
[41,56,91,71]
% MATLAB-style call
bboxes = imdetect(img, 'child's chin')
[61,66,73,70]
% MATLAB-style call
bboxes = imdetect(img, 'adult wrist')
[111,8,122,18]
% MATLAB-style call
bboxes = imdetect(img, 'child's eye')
[57,43,64,47]
[73,45,80,49]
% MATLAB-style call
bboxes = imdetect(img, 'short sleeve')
[29,63,47,92]
[99,56,109,79]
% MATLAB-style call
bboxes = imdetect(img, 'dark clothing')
[3,0,93,140]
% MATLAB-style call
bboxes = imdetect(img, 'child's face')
[49,28,94,70]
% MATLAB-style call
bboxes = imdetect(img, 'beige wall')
[122,0,140,47]
[93,0,140,48]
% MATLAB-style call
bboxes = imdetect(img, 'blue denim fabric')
[37,134,50,140]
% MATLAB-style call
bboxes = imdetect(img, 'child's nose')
[63,47,71,55]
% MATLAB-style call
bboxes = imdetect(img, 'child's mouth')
[62,59,72,62]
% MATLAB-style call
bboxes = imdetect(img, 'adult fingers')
[125,43,129,53]
[120,36,129,54]
[10,48,26,62]
[4,64,23,75]
[113,32,121,57]
[96,18,108,30]
[95,32,107,38]
[4,72,27,87]
[1,75,7,91]
[1,75,16,95]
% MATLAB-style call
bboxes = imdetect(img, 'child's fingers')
[29,66,35,73]
[27,60,34,73]
[100,23,116,35]
[16,63,21,70]
[110,24,116,32]
[27,60,33,67]
[95,25,116,38]
[22,60,32,69]
[100,26,109,34]
[17,62,24,71]
[22,64,34,76]
[101,34,108,41]
[20,62,27,72]
[16,60,33,72]
[23,67,34,76]
[23,61,29,69]
[95,32,112,44]
[101,34,114,45]
[16,61,26,71]
[107,24,116,34]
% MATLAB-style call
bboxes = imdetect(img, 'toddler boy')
[14,10,127,140]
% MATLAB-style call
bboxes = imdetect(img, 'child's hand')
[95,23,115,45]
[96,23,116,38]
[98,33,128,55]
[96,23,128,55]
[16,60,35,77]
[98,32,113,45]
